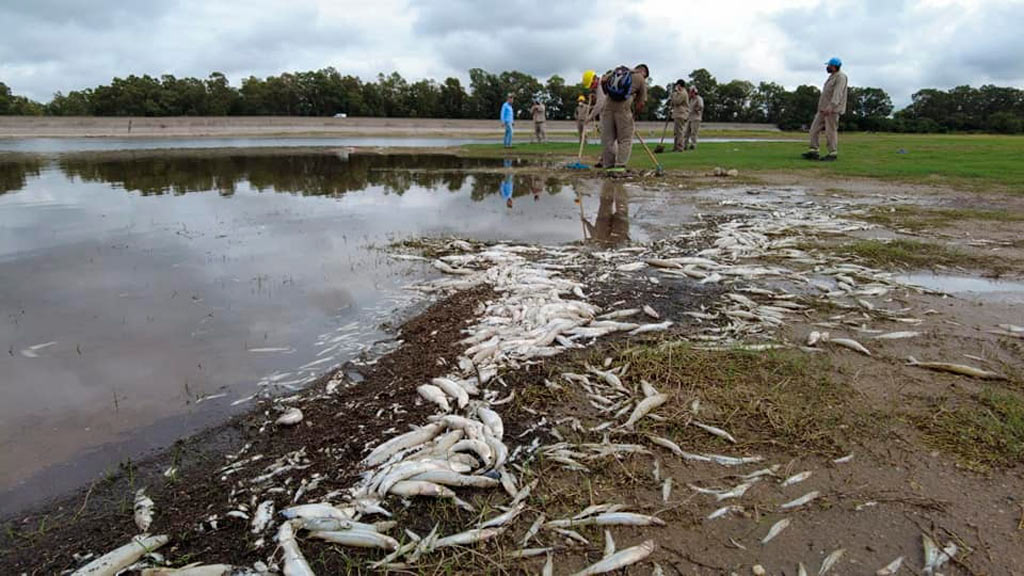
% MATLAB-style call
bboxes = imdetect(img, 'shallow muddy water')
[897,273,1024,304]
[0,151,671,513]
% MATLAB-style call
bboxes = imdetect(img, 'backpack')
[603,66,633,101]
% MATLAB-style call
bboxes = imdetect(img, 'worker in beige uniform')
[599,64,649,173]
[530,99,547,143]
[803,57,848,161]
[669,79,690,152]
[575,95,589,143]
[683,86,704,150]
[583,69,611,167]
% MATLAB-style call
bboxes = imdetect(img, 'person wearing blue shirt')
[500,158,514,208]
[500,94,515,148]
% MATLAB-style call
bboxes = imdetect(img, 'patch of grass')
[619,342,872,456]
[912,388,1024,471]
[463,133,1024,190]
[862,205,1024,231]
[834,238,971,268]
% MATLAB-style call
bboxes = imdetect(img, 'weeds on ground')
[862,205,1024,231]
[912,388,1024,471]
[835,239,972,269]
[620,342,872,456]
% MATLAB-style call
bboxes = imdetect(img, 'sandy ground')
[0,116,780,139]
[1,154,1021,574]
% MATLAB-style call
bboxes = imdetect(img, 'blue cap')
[826,57,843,67]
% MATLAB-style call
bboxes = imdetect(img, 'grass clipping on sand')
[913,388,1024,471]
[612,343,870,456]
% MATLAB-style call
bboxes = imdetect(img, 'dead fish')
[309,529,399,550]
[387,480,456,499]
[133,488,154,533]
[906,356,1006,380]
[571,539,656,576]
[707,505,744,520]
[521,514,545,547]
[543,554,554,576]
[662,478,672,503]
[997,323,1023,333]
[547,512,665,528]
[646,259,682,269]
[417,384,451,411]
[640,380,659,398]
[922,534,956,575]
[479,502,525,529]
[873,331,920,340]
[598,308,641,320]
[622,393,668,429]
[507,547,553,559]
[819,548,845,575]
[830,338,871,356]
[692,421,737,444]
[832,453,854,464]
[875,556,904,575]
[705,453,763,467]
[363,422,443,467]
[430,378,469,408]
[141,565,233,576]
[281,503,351,521]
[251,501,274,534]
[780,471,812,488]
[603,530,616,558]
[642,305,660,319]
[807,331,823,347]
[432,527,505,549]
[798,563,808,576]
[275,407,304,426]
[616,262,647,272]
[761,518,790,544]
[408,470,500,488]
[780,490,820,510]
[552,527,590,545]
[629,321,673,336]
[71,535,170,576]
[477,406,504,439]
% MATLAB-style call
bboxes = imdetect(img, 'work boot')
[820,154,838,162]
[801,149,820,160]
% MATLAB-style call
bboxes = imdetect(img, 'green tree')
[778,85,820,130]
[439,77,467,118]
[688,68,719,120]
[717,79,754,121]
[750,81,787,124]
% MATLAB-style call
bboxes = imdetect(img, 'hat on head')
[582,70,596,87]
[826,57,842,67]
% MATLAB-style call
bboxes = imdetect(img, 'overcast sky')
[2,0,1022,107]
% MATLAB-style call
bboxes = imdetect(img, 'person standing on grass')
[803,57,848,161]
[670,79,690,152]
[575,95,589,143]
[530,98,547,143]
[500,93,515,148]
[599,64,649,173]
[683,86,704,150]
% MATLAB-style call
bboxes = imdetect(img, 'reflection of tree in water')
[58,154,499,197]
[582,180,630,246]
[0,158,45,195]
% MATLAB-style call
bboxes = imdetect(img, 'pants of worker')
[672,117,685,151]
[534,121,546,143]
[683,119,701,150]
[577,120,586,143]
[601,103,634,168]
[808,112,839,155]
[503,123,513,147]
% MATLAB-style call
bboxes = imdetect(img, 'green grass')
[463,133,1024,189]
[833,238,972,268]
[913,388,1024,471]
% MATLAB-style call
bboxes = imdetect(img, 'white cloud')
[1,0,1021,107]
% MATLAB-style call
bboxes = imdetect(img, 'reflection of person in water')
[530,175,542,201]
[582,180,630,245]
[500,158,514,208]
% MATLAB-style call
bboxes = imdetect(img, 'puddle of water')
[0,137,496,153]
[897,273,1024,304]
[0,151,666,513]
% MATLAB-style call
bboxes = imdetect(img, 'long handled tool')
[566,124,590,170]
[634,127,664,175]
[653,117,671,154]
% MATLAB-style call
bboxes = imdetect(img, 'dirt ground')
[0,117,779,139]
[1,159,1022,575]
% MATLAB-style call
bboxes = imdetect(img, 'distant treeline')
[2,68,1023,133]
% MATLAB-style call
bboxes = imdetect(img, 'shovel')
[653,116,671,154]
[634,127,664,175]
[566,124,590,170]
